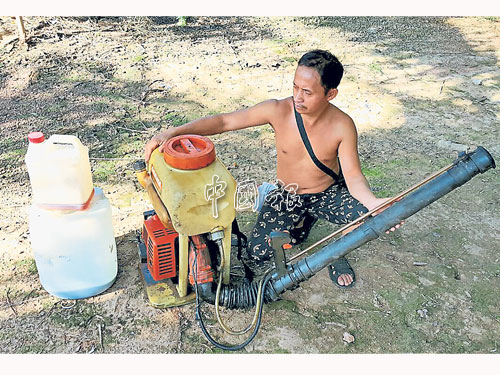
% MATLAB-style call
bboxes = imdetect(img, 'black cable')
[192,242,274,351]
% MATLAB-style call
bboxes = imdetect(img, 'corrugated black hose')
[192,245,276,351]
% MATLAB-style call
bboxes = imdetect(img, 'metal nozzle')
[133,160,147,172]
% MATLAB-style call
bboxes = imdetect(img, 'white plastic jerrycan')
[25,132,94,210]
[29,187,117,299]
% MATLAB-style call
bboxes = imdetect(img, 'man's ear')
[327,88,338,101]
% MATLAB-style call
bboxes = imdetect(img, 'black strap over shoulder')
[231,218,247,261]
[231,218,254,279]
[293,105,344,184]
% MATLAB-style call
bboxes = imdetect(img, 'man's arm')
[338,118,404,233]
[337,118,384,211]
[144,99,279,161]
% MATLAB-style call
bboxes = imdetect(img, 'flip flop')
[328,257,356,289]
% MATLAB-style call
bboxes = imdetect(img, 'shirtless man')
[145,50,401,287]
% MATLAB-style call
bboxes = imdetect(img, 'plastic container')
[29,187,117,299]
[148,135,236,236]
[25,132,94,210]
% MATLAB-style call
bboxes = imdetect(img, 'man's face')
[293,65,336,114]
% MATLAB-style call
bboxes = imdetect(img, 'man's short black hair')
[298,50,344,94]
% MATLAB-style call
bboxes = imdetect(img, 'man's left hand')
[365,198,405,234]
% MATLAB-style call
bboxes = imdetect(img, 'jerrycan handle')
[46,135,86,156]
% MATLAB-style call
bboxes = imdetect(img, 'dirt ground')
[0,16,499,354]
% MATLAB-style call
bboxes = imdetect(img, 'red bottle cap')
[28,132,45,144]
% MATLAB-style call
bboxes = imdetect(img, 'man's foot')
[328,257,355,288]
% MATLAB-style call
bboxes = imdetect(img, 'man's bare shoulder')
[272,97,293,114]
[250,98,288,115]
[328,104,357,134]
[254,97,292,127]
[276,96,294,106]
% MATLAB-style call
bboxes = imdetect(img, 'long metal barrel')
[268,146,496,297]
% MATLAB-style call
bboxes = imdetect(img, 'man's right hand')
[144,129,175,162]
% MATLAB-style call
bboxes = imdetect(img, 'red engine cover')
[142,214,178,281]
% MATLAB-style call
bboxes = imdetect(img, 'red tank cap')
[28,132,45,144]
[163,135,216,170]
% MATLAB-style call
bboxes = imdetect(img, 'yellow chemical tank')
[148,135,236,235]
[138,135,236,298]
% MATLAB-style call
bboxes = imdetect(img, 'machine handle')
[163,134,216,170]
[270,231,292,276]
[180,138,201,154]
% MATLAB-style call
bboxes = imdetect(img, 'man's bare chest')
[274,120,341,164]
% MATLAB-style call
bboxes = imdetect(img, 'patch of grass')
[41,299,58,309]
[400,271,420,286]
[429,228,468,260]
[134,55,146,62]
[281,37,301,47]
[265,299,298,313]
[98,90,128,102]
[362,155,449,197]
[243,129,261,139]
[85,62,112,76]
[177,16,187,27]
[462,132,483,144]
[135,317,153,327]
[362,166,384,179]
[263,38,300,58]
[45,101,68,113]
[312,298,426,353]
[115,139,145,156]
[14,258,38,275]
[182,332,219,353]
[0,329,8,342]
[0,147,27,164]
[63,71,91,83]
[265,338,292,353]
[281,56,297,64]
[389,232,404,246]
[371,279,498,353]
[93,128,112,141]
[469,281,498,315]
[92,101,109,113]
[343,74,357,82]
[120,325,140,338]
[369,63,383,74]
[373,189,393,197]
[362,289,431,352]
[0,137,20,150]
[102,331,118,348]
[163,112,186,126]
[93,160,117,182]
[362,164,398,196]
[49,300,110,329]
[19,342,47,354]
[204,110,220,117]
